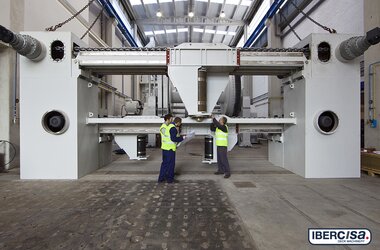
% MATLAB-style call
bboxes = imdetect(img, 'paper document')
[177,131,195,147]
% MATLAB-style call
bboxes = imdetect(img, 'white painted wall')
[283,0,364,48]
[252,76,268,97]
[364,0,380,149]
[251,76,269,117]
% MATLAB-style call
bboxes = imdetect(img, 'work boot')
[214,171,224,175]
[224,174,231,179]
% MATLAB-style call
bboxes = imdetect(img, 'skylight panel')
[241,0,253,6]
[226,0,238,5]
[166,29,177,33]
[216,30,227,35]
[193,28,204,32]
[205,29,216,34]
[130,0,142,5]
[177,28,189,32]
[154,30,165,35]
[143,0,157,4]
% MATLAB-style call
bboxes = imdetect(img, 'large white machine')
[2,25,377,179]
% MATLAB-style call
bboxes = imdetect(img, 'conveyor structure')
[2,26,377,179]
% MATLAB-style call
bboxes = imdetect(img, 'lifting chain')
[81,6,104,39]
[45,0,96,32]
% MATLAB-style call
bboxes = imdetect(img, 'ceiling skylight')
[193,28,204,33]
[241,0,253,7]
[166,29,177,33]
[130,0,142,5]
[143,0,157,4]
[154,30,165,35]
[177,28,189,33]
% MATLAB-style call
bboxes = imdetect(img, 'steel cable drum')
[0,140,17,172]
[219,76,242,117]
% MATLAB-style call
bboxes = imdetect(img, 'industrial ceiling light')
[220,11,226,18]
[188,12,194,18]
[156,11,162,17]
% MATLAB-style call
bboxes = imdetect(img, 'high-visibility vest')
[160,123,177,151]
[215,125,228,147]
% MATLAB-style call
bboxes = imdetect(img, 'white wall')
[24,0,89,41]
[283,0,364,47]
[364,0,380,149]
[252,76,268,97]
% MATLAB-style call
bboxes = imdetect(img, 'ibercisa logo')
[309,228,371,245]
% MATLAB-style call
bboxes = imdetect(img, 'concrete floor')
[0,139,379,249]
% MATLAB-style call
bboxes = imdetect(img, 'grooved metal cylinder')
[198,68,207,112]
[204,136,213,160]
[338,36,370,61]
[0,25,45,61]
[137,135,146,157]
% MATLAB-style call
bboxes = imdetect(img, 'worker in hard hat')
[210,115,231,178]
[158,114,185,183]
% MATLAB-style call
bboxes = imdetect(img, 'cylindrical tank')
[198,68,207,112]
[137,135,146,157]
[204,136,213,160]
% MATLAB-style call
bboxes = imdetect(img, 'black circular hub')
[317,111,338,134]
[42,110,68,134]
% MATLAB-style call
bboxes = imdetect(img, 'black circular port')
[318,42,331,62]
[51,40,65,61]
[316,111,339,134]
[42,110,69,135]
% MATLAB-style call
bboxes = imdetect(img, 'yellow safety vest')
[160,123,177,151]
[215,125,228,147]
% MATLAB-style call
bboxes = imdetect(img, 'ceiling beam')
[135,16,245,26]
[201,0,211,42]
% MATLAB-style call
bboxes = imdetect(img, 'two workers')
[158,114,230,183]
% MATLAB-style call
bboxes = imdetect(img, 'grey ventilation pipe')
[337,27,380,62]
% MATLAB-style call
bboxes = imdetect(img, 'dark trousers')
[217,146,230,174]
[158,149,176,182]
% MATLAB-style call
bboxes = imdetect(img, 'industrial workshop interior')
[0,0,380,249]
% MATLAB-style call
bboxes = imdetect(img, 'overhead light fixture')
[220,11,226,18]
[156,11,162,17]
[158,0,172,3]
[188,12,194,18]
[193,28,204,33]
[228,31,236,36]
[145,31,154,36]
